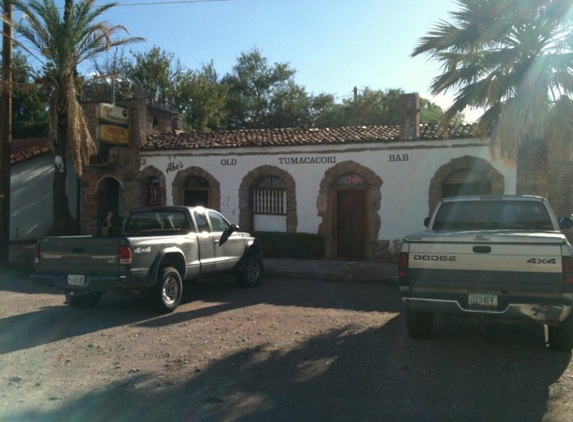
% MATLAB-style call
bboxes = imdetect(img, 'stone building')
[79,93,516,262]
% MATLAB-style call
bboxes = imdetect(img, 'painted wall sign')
[166,161,184,173]
[278,156,337,165]
[221,159,237,166]
[389,154,409,162]
[97,124,129,145]
[96,103,129,125]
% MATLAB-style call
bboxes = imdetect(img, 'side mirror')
[219,224,238,246]
[424,217,431,228]
[558,216,573,230]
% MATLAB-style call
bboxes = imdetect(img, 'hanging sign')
[97,124,129,145]
[96,103,129,125]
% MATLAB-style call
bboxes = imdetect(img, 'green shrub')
[254,231,324,259]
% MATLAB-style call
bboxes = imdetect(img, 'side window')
[194,211,210,232]
[208,211,230,232]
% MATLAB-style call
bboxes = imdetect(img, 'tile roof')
[10,138,50,165]
[141,123,479,151]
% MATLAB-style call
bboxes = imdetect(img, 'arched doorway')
[97,177,124,235]
[317,160,382,260]
[335,174,368,259]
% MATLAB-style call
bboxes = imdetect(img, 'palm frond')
[8,0,143,175]
[414,0,573,164]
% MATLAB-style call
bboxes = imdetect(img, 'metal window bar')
[254,188,287,215]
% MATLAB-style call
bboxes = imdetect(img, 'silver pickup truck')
[32,206,263,314]
[399,195,573,351]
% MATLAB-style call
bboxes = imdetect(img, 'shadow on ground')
[1,274,571,422]
[4,315,570,422]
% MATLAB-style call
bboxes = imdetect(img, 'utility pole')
[0,1,13,265]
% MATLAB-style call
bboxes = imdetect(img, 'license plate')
[468,292,498,307]
[67,274,85,286]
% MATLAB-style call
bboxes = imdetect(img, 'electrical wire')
[111,0,239,7]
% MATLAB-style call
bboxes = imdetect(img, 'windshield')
[432,200,553,231]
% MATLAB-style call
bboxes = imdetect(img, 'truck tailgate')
[37,236,122,275]
[405,231,566,296]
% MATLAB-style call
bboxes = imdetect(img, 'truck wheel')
[548,314,573,351]
[405,309,434,339]
[236,254,263,288]
[66,291,102,309]
[147,266,183,314]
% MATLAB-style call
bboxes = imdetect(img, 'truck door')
[192,210,217,273]
[207,210,243,271]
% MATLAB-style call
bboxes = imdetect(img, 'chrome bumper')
[402,296,572,324]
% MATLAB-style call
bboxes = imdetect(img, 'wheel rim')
[163,274,180,305]
[246,260,260,282]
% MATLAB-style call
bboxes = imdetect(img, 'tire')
[66,291,102,309]
[548,313,573,351]
[147,266,183,314]
[236,253,263,288]
[405,308,434,339]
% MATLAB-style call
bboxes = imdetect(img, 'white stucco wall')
[140,138,516,242]
[10,154,79,241]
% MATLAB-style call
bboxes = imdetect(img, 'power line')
[112,0,237,6]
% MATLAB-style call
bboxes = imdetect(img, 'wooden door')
[336,190,367,259]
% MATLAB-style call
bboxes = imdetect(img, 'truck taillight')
[119,245,132,265]
[563,256,573,284]
[398,252,408,278]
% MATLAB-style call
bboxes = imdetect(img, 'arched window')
[335,173,367,187]
[146,177,161,206]
[253,176,287,232]
[254,177,287,215]
[184,176,210,207]
[442,169,491,198]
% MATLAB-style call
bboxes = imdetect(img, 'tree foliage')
[120,46,180,107]
[221,47,309,129]
[174,62,228,132]
[102,45,445,132]
[312,87,446,127]
[0,50,49,138]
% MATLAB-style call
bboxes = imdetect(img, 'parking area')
[1,268,573,421]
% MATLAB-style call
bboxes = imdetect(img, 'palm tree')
[412,0,573,208]
[9,0,143,229]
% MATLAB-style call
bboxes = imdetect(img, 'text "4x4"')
[527,258,557,264]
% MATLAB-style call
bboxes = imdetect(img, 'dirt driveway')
[1,268,573,422]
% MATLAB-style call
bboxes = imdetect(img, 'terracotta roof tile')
[9,138,50,165]
[141,124,478,151]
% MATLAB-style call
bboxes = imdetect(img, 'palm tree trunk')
[516,139,548,197]
[52,92,71,224]
[52,162,70,222]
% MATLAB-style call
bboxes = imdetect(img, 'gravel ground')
[1,267,573,422]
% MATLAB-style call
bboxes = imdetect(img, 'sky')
[90,0,478,120]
